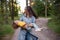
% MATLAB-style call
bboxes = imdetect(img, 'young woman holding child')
[13,6,42,40]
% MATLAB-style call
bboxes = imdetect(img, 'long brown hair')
[25,6,38,19]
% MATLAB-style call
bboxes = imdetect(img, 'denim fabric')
[18,29,26,40]
[20,15,35,24]
[31,23,39,31]
[18,15,38,40]
[25,32,38,40]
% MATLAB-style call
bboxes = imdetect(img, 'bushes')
[0,16,19,36]
[32,0,45,17]
[48,0,60,34]
[48,14,60,34]
[48,19,60,34]
[0,24,14,36]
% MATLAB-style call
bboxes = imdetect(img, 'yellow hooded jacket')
[17,21,26,27]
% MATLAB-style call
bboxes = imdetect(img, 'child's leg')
[31,23,39,30]
[31,23,42,31]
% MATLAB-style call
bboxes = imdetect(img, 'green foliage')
[0,0,20,23]
[48,4,55,17]
[0,16,19,36]
[0,24,14,36]
[48,19,60,34]
[0,0,20,36]
[32,0,45,17]
[48,0,60,34]
[9,0,20,17]
[32,0,56,17]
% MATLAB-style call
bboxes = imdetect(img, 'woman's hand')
[22,23,33,29]
[28,24,33,27]
[22,24,27,28]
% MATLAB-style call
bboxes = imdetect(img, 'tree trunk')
[45,0,48,17]
[26,0,28,7]
[4,0,8,24]
[11,0,14,21]
[0,0,4,24]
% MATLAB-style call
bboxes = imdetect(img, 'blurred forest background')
[32,0,60,34]
[0,0,60,39]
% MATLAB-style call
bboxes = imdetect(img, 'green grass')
[48,20,60,34]
[0,16,20,36]
[0,24,14,36]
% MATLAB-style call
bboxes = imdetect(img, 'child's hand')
[22,24,27,29]
[28,24,33,27]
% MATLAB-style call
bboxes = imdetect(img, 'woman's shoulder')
[20,15,25,18]
[31,16,35,19]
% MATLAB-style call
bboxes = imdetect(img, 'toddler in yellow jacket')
[13,20,42,31]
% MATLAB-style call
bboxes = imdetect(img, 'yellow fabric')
[17,21,26,27]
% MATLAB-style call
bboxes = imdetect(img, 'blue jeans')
[18,29,38,40]
[25,31,38,40]
[18,29,33,40]
[18,23,39,40]
[18,29,26,40]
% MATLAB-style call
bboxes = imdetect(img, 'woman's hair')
[25,6,38,19]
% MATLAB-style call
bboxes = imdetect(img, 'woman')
[18,6,38,40]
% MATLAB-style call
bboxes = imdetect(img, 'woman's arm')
[32,16,36,23]
[26,16,36,28]
[29,16,36,27]
[19,16,31,29]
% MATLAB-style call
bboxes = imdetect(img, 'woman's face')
[25,9,30,16]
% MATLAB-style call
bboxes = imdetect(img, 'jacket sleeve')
[32,16,36,23]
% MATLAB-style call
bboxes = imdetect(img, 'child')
[31,23,42,31]
[13,20,26,29]
[13,20,42,31]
